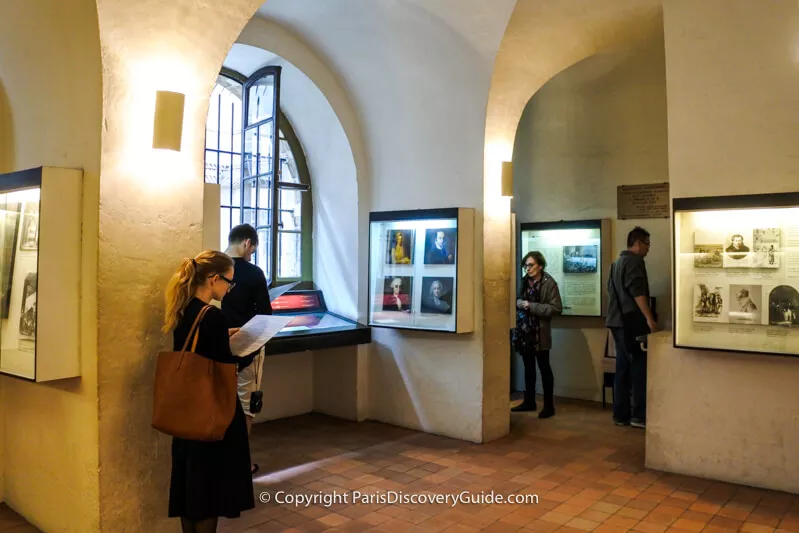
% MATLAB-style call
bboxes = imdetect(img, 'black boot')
[511,393,537,412]
[538,405,555,418]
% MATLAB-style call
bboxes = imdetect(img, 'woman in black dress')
[162,251,255,533]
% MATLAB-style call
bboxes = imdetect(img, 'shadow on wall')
[0,78,13,172]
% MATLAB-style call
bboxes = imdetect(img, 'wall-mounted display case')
[519,219,611,317]
[674,192,799,357]
[368,208,474,333]
[0,167,83,381]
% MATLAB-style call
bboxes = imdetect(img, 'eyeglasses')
[217,274,236,293]
[524,263,536,269]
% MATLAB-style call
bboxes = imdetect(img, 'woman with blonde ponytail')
[163,251,254,533]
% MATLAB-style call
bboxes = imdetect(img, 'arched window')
[204,67,312,286]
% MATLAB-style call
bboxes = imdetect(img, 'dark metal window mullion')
[270,71,281,283]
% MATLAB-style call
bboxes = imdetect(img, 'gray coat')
[516,272,563,351]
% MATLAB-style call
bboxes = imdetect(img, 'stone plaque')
[617,183,670,220]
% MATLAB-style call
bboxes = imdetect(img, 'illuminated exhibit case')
[368,208,474,333]
[519,220,611,317]
[674,192,799,357]
[0,167,83,381]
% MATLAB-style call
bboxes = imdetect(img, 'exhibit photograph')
[673,193,799,356]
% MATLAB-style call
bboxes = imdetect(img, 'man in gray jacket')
[606,227,657,429]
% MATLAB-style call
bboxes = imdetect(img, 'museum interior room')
[1,0,799,532]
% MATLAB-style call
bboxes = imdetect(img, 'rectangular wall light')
[501,161,513,198]
[152,90,185,151]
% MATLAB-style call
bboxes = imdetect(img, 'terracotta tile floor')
[219,397,799,533]
[3,397,799,532]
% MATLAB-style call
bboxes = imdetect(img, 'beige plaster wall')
[512,24,669,402]
[231,17,367,422]
[646,0,799,493]
[0,0,102,530]
[483,0,664,442]
[647,333,799,493]
[259,0,517,443]
[93,0,263,531]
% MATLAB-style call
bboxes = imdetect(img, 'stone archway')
[481,0,665,442]
[93,2,290,532]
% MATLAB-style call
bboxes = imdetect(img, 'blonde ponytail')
[162,251,234,333]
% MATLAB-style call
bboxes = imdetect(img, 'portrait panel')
[385,230,414,265]
[420,277,453,315]
[381,276,413,313]
[424,228,456,265]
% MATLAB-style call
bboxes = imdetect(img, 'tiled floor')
[220,397,799,533]
[4,397,799,532]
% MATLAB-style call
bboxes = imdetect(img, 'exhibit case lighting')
[673,192,799,357]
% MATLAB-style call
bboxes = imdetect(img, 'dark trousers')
[520,350,554,407]
[610,327,647,422]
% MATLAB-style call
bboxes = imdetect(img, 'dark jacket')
[516,272,563,351]
[605,251,650,328]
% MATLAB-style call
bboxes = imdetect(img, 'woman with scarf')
[512,251,563,418]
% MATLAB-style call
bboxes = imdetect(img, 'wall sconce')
[501,161,513,198]
[152,90,185,151]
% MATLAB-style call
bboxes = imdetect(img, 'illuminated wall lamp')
[501,161,513,198]
[152,90,185,151]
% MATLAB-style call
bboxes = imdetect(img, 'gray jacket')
[605,251,650,328]
[516,272,563,351]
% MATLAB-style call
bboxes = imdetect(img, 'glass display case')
[519,220,610,317]
[674,192,799,357]
[368,208,475,333]
[0,167,82,381]
[268,288,371,355]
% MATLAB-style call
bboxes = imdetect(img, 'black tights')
[521,349,554,408]
[181,517,218,533]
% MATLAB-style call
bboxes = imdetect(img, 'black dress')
[168,297,255,521]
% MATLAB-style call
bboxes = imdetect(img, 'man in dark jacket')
[222,223,272,475]
[606,227,657,429]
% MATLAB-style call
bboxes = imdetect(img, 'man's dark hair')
[627,226,650,248]
[228,223,258,245]
[521,251,547,270]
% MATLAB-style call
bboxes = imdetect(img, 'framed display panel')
[368,208,474,333]
[0,167,83,381]
[674,192,799,357]
[519,219,611,317]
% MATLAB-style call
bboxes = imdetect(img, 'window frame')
[206,66,312,287]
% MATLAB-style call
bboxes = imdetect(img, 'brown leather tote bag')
[152,304,238,441]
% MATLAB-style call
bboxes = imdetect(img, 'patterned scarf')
[516,275,542,352]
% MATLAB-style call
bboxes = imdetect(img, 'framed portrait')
[385,229,414,265]
[420,277,454,315]
[380,276,413,313]
[424,228,457,265]
[19,201,39,252]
